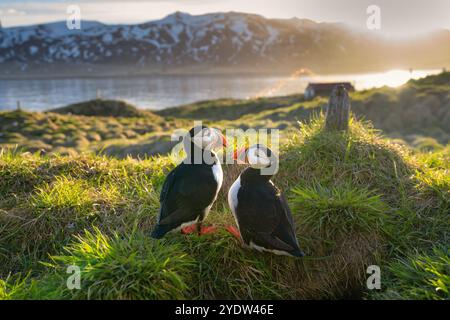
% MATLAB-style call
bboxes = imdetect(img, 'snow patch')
[29,46,39,55]
[102,33,113,43]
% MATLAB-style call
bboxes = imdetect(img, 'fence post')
[325,85,350,131]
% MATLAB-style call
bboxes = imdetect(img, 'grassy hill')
[0,117,448,299]
[0,104,190,158]
[49,99,149,118]
[0,72,449,300]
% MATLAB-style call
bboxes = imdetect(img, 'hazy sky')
[1,0,449,37]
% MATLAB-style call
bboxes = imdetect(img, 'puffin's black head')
[234,144,279,180]
[185,125,227,150]
[188,125,209,140]
[234,144,275,169]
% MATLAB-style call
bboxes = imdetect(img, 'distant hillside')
[49,99,148,117]
[1,12,449,78]
[159,72,450,144]
[0,106,181,156]
[0,72,449,158]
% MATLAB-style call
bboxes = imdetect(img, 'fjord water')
[0,69,440,111]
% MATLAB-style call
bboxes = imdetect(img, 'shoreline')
[0,69,444,113]
[1,65,445,81]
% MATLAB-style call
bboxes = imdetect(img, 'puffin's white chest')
[212,162,223,194]
[228,176,241,230]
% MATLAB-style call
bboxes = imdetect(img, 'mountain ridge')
[1,11,449,77]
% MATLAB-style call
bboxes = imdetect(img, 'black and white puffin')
[227,144,304,257]
[151,125,227,239]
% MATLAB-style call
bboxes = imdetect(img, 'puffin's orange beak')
[233,148,239,160]
[233,147,247,163]
[220,133,228,148]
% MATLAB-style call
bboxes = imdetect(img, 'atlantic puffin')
[227,144,304,257]
[151,125,227,239]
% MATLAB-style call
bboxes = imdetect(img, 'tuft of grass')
[278,116,416,197]
[291,183,389,239]
[415,145,450,170]
[12,228,196,300]
[0,274,27,300]
[0,148,41,197]
[181,230,291,299]
[31,177,95,216]
[412,137,444,152]
[371,248,449,300]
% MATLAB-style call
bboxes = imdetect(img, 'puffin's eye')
[255,149,266,158]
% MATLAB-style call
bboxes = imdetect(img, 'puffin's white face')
[191,127,224,150]
[246,145,272,169]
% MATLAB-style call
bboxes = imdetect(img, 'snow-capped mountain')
[1,11,449,77]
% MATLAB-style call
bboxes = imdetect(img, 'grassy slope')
[0,106,191,158]
[0,117,448,300]
[0,72,449,300]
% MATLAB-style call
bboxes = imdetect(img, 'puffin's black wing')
[279,194,294,225]
[152,164,217,238]
[274,193,302,251]
[237,186,302,255]
[160,167,177,203]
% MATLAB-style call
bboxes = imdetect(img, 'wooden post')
[325,85,350,131]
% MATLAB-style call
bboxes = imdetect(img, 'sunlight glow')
[310,69,442,91]
[353,69,442,89]
[246,69,441,99]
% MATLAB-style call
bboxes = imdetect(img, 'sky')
[1,0,449,37]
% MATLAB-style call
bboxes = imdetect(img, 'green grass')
[291,183,388,239]
[1,228,195,300]
[1,115,447,300]
[0,72,449,300]
[0,108,186,157]
[31,177,97,215]
[46,228,194,300]
[371,248,449,300]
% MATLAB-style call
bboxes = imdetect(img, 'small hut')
[304,82,355,99]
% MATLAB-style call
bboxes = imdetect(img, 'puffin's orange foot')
[181,225,217,235]
[225,225,241,239]
[181,225,197,234]
[200,225,217,235]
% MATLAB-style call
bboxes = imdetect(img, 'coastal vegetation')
[0,73,448,299]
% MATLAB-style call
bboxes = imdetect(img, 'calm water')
[0,69,441,111]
